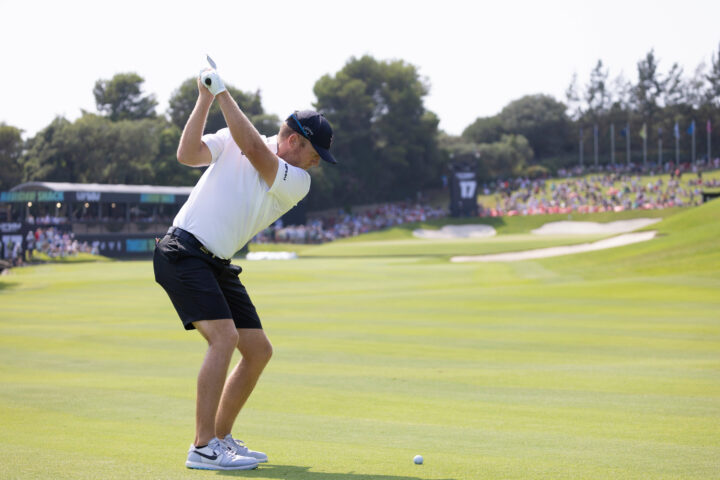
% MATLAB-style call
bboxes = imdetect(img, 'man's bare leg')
[192,319,239,447]
[215,328,273,438]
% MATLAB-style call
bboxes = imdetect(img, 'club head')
[206,55,217,70]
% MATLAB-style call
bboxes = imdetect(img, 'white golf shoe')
[185,437,258,470]
[221,434,269,463]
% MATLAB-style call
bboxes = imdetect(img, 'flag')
[687,120,695,135]
[639,123,647,139]
[620,126,627,137]
[674,122,680,139]
[708,119,712,133]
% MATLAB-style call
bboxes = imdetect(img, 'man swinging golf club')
[153,57,336,470]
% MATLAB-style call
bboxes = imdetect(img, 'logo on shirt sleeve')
[283,162,289,181]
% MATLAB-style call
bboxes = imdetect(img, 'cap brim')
[312,144,337,164]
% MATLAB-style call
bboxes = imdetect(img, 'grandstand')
[0,182,192,258]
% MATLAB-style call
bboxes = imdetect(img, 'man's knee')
[238,331,273,365]
[195,319,239,351]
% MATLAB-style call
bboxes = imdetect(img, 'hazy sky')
[1,0,719,138]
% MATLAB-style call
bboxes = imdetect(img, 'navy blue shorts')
[153,231,262,331]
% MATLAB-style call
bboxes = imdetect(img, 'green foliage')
[167,78,275,135]
[461,115,504,144]
[0,123,24,190]
[706,42,720,108]
[476,134,533,178]
[312,55,442,208]
[21,114,198,186]
[498,94,572,159]
[93,73,157,121]
[632,50,664,119]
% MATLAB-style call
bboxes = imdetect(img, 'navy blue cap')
[286,110,337,164]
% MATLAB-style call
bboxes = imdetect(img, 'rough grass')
[1,201,719,479]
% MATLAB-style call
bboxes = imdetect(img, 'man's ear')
[288,132,303,149]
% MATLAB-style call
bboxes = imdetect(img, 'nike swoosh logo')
[194,450,218,461]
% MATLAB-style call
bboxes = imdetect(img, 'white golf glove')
[200,69,226,96]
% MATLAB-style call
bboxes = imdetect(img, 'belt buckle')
[199,245,212,257]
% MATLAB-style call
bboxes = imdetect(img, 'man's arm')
[176,78,214,167]
[215,91,279,187]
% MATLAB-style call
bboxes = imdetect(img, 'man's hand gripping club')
[200,55,226,96]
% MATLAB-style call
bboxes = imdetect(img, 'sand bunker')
[413,224,496,239]
[451,231,657,263]
[246,251,298,260]
[531,218,661,235]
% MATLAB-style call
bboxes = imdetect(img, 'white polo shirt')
[173,129,311,259]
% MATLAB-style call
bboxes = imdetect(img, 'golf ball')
[413,455,423,465]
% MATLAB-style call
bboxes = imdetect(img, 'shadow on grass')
[0,280,19,291]
[216,464,456,480]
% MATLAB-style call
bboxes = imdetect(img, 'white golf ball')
[413,455,423,465]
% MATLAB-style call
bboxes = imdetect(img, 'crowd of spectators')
[252,160,720,244]
[1,227,94,267]
[4,160,718,256]
[553,157,720,179]
[483,170,719,217]
[252,203,447,245]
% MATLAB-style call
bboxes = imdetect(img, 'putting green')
[1,201,718,479]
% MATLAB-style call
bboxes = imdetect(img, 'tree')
[498,94,572,159]
[565,72,583,120]
[94,73,157,121]
[21,114,187,185]
[585,60,611,116]
[706,42,720,108]
[476,134,533,179]
[662,62,685,107]
[312,55,442,207]
[685,63,708,110]
[0,123,24,190]
[461,115,504,144]
[21,117,78,182]
[610,72,633,111]
[167,79,277,135]
[632,50,664,119]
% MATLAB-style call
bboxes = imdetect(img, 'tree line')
[1,45,719,209]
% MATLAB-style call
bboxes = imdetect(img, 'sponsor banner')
[0,222,23,233]
[75,192,102,202]
[140,193,176,204]
[74,233,163,257]
[0,191,64,203]
[2,191,187,205]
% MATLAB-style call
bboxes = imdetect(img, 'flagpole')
[691,120,696,163]
[626,123,631,167]
[675,123,680,165]
[594,124,599,168]
[708,120,712,162]
[610,124,615,165]
[642,123,647,167]
[579,127,584,169]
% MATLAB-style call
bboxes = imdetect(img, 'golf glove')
[200,69,226,96]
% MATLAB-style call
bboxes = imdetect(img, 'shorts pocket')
[157,236,186,263]
[226,264,243,277]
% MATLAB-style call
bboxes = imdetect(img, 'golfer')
[153,65,336,470]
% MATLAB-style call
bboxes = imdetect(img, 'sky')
[1,0,719,139]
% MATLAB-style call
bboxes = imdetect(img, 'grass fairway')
[1,202,719,479]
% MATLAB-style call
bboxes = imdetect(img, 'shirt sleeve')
[267,159,311,209]
[201,128,232,164]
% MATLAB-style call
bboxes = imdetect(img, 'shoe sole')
[186,461,258,471]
